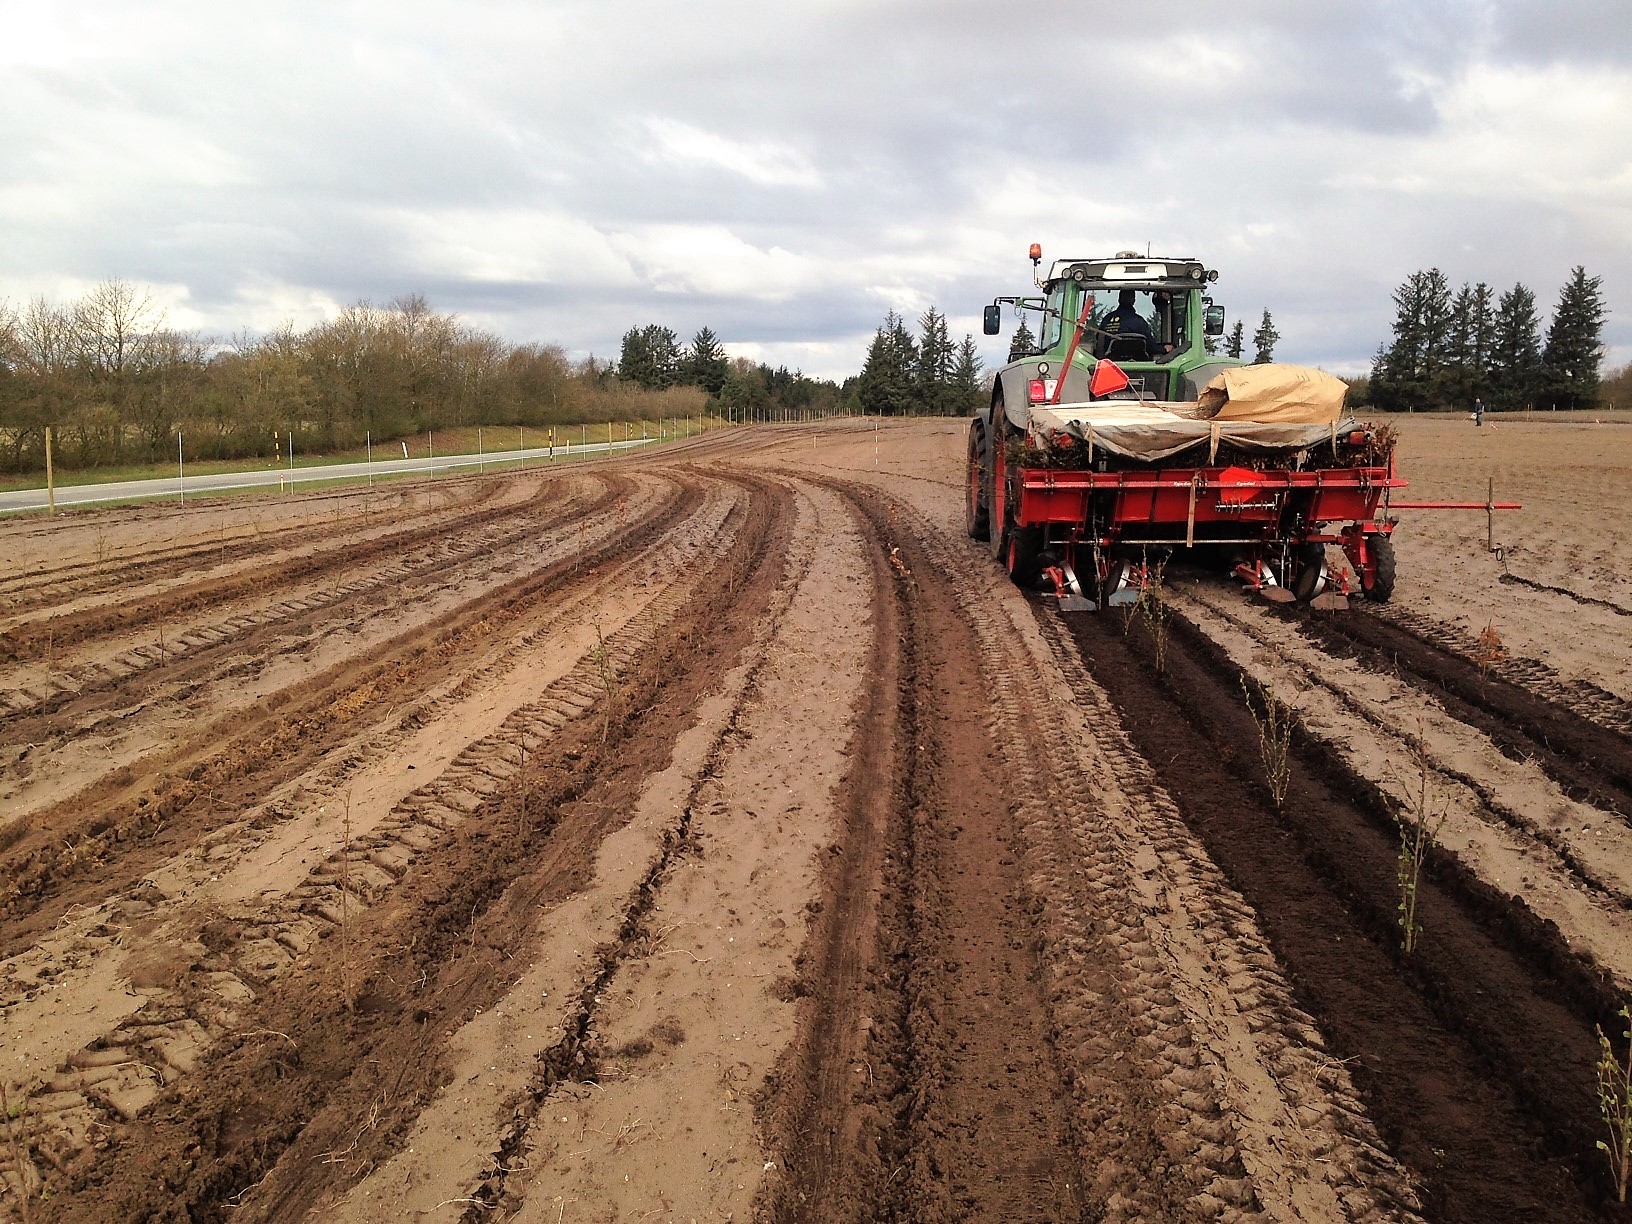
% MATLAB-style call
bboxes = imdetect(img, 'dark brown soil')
[1066,603,1614,1222]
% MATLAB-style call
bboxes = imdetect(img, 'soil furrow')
[1067,600,1614,1221]
[0,478,701,945]
[16,471,790,1221]
[0,488,746,1200]
[0,475,543,650]
[0,474,619,729]
[1281,600,1632,819]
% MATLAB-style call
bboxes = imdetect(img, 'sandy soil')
[1,416,1628,1222]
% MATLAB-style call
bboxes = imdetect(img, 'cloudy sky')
[4,0,1630,382]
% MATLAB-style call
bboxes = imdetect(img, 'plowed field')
[2,414,1630,1223]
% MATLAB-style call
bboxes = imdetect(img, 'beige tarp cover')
[1024,364,1351,462]
[1199,364,1349,424]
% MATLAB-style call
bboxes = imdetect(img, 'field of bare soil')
[2,413,1630,1222]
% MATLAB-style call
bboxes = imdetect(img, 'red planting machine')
[967,247,1517,610]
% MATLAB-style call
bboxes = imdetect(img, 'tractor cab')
[984,249,1229,402]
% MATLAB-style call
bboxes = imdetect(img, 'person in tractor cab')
[1098,289,1157,360]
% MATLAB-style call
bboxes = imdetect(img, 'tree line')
[1367,266,1608,411]
[616,323,843,422]
[851,308,984,416]
[0,282,724,475]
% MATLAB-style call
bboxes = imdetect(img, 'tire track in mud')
[0,484,746,1203]
[0,477,515,623]
[449,476,825,1221]
[0,473,617,727]
[766,482,1418,1223]
[9,471,792,1222]
[1377,604,1632,738]
[1066,599,1616,1221]
[0,475,701,946]
[1179,583,1632,928]
[1277,601,1632,820]
[763,478,1085,1223]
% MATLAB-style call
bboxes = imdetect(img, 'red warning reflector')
[1090,359,1130,398]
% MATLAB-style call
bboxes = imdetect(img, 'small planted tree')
[1241,678,1295,809]
[1597,1006,1632,1203]
[1394,737,1447,955]
[1136,557,1170,674]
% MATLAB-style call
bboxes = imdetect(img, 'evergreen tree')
[683,326,729,397]
[1539,266,1607,410]
[1440,284,1477,408]
[1007,317,1037,362]
[1488,283,1543,411]
[618,324,682,389]
[915,307,955,415]
[1251,309,1279,364]
[856,311,917,416]
[1373,269,1452,410]
[951,335,984,416]
[1225,319,1245,359]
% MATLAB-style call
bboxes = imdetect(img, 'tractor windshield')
[1078,286,1190,361]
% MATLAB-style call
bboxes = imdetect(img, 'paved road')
[0,439,655,514]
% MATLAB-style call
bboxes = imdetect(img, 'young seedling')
[1241,677,1295,810]
[1473,621,1508,679]
[592,623,619,744]
[1394,735,1447,956]
[1596,1005,1632,1203]
[1137,558,1170,674]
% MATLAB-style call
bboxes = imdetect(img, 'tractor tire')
[1366,535,1397,602]
[987,418,1010,563]
[1291,543,1328,603]
[1007,525,1044,587]
[965,421,989,541]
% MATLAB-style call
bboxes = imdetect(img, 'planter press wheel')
[1365,535,1397,602]
[1006,521,1044,587]
[965,420,989,541]
[1290,542,1330,603]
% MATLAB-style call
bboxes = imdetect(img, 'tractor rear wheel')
[987,419,1010,562]
[965,421,989,540]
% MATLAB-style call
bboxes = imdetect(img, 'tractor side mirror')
[1204,304,1226,337]
[982,304,1001,335]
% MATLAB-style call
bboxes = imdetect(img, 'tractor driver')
[1099,289,1157,359]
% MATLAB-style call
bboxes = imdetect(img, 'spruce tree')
[1226,319,1245,359]
[1007,318,1037,362]
[618,324,682,389]
[1374,269,1452,411]
[856,311,917,416]
[1540,266,1607,410]
[951,335,984,416]
[1488,283,1543,410]
[1252,309,1279,364]
[684,327,729,397]
[916,307,955,415]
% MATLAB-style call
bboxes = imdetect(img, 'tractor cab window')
[1041,284,1067,352]
[1086,287,1189,361]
